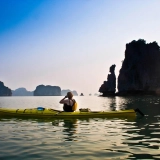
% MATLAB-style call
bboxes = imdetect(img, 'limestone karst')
[99,64,116,96]
[99,39,160,96]
[117,39,160,95]
[34,85,61,96]
[0,81,12,96]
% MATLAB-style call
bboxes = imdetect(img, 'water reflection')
[52,119,79,141]
[121,115,160,159]
[101,97,117,111]
[105,96,160,117]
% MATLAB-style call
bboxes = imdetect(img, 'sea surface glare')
[0,96,160,160]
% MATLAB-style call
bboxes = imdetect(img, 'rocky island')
[0,81,12,96]
[34,85,61,96]
[99,39,160,96]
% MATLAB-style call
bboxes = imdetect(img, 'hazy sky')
[1,0,160,95]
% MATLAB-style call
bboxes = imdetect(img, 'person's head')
[67,92,73,99]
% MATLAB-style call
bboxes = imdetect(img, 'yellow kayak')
[0,107,143,119]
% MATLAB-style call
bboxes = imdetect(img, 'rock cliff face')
[117,39,160,95]
[12,88,33,96]
[0,81,12,96]
[61,89,78,96]
[34,85,61,96]
[99,64,116,96]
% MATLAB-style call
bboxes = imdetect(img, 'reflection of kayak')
[0,107,143,119]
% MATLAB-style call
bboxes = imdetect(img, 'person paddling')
[59,92,77,112]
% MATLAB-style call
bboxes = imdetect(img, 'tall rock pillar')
[99,64,116,96]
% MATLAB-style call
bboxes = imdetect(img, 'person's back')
[59,92,77,112]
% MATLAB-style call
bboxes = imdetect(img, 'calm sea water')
[0,96,160,160]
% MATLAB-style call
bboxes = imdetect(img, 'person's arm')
[59,96,67,104]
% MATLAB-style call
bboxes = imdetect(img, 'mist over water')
[0,96,160,159]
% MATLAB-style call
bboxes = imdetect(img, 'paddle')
[134,108,144,116]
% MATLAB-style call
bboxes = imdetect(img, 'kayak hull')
[0,108,136,119]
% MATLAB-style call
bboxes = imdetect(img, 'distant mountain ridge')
[12,87,79,96]
[61,89,78,96]
[0,81,79,97]
[12,88,33,96]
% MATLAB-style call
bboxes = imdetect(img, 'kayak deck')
[0,108,136,119]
